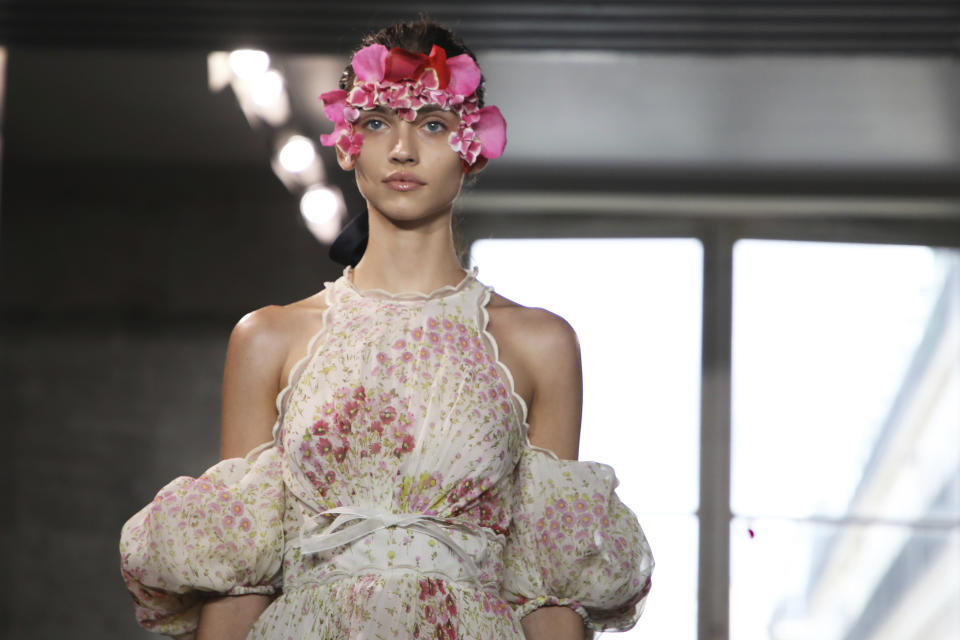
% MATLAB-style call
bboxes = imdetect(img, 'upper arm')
[220,306,287,459]
[520,310,584,460]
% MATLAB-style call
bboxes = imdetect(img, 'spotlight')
[228,49,270,79]
[251,70,284,108]
[300,186,345,243]
[278,135,316,173]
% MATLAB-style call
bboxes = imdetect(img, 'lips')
[383,172,425,192]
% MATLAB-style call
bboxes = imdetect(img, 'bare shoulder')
[486,292,583,459]
[230,289,328,350]
[486,292,579,356]
[220,288,330,458]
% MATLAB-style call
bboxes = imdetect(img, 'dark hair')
[329,18,483,268]
[338,17,486,107]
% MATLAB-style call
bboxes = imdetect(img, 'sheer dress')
[120,268,654,639]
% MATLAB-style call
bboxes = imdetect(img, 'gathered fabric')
[120,266,653,639]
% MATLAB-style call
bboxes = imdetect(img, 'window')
[730,241,960,640]
[469,232,960,639]
[471,238,703,639]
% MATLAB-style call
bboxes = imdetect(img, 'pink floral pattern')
[119,267,653,638]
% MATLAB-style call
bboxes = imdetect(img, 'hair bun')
[328,210,369,267]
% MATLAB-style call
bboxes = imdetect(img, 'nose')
[390,121,418,165]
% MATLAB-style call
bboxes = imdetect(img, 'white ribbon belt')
[297,506,486,583]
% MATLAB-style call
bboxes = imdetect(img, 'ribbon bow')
[384,45,450,89]
[297,506,488,583]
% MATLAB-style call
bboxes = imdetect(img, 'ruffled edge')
[340,265,479,302]
[476,285,562,462]
[270,286,337,442]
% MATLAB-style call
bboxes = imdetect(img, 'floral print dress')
[120,268,654,639]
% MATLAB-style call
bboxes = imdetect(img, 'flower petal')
[352,44,388,83]
[475,106,507,159]
[446,54,482,97]
[320,123,350,147]
[319,90,349,124]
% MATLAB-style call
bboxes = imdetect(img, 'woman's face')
[339,105,466,225]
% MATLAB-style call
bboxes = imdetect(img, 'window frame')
[460,209,960,640]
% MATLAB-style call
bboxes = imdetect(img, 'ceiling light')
[251,70,284,107]
[228,49,270,79]
[278,135,316,173]
[301,186,346,243]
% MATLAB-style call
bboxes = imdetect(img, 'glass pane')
[470,238,703,514]
[730,518,960,640]
[621,514,698,639]
[732,241,960,521]
[470,238,703,639]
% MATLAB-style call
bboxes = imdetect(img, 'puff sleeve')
[500,446,654,632]
[119,444,285,638]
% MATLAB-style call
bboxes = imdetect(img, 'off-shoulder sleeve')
[119,444,285,639]
[500,446,654,632]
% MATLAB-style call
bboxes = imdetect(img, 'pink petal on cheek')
[320,123,350,147]
[446,55,482,96]
[475,106,507,159]
[351,44,388,83]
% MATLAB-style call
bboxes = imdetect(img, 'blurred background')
[0,2,958,638]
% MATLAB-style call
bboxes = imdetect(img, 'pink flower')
[376,352,388,364]
[231,501,245,516]
[319,90,348,124]
[238,518,252,532]
[411,327,424,341]
[344,400,361,418]
[352,43,388,82]
[394,434,415,457]
[223,515,235,528]
[347,84,378,109]
[315,437,333,456]
[446,53,482,96]
[393,338,407,350]
[401,351,413,362]
[419,347,430,360]
[442,318,454,331]
[475,106,507,159]
[335,130,363,157]
[380,407,396,423]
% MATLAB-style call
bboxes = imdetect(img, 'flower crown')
[319,43,506,168]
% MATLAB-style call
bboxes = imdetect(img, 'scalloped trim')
[477,286,560,462]
[269,284,339,443]
[342,265,479,301]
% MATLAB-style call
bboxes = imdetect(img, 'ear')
[336,146,356,171]
[466,156,488,175]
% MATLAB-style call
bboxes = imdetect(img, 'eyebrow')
[360,104,455,120]
[415,105,456,119]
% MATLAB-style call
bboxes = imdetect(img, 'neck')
[350,207,466,294]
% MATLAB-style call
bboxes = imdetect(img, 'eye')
[424,120,447,133]
[363,118,386,131]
